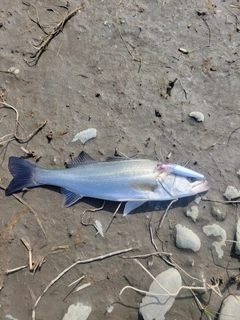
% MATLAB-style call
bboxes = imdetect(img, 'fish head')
[156,172,208,200]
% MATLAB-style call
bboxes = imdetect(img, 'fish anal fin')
[61,188,83,207]
[123,201,147,216]
[65,151,96,168]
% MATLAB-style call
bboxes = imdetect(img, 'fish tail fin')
[5,157,40,195]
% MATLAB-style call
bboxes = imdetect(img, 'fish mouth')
[190,179,208,194]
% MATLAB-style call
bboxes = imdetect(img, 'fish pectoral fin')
[129,180,158,192]
[123,201,147,216]
[61,188,83,207]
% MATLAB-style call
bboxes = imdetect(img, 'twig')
[121,251,172,259]
[115,22,142,72]
[157,198,178,230]
[149,222,159,252]
[0,70,29,83]
[68,275,85,287]
[202,17,211,47]
[0,183,47,238]
[105,202,122,234]
[119,259,221,298]
[5,264,28,275]
[0,101,47,145]
[227,126,240,145]
[32,247,133,320]
[202,198,240,204]
[74,282,91,293]
[24,4,84,66]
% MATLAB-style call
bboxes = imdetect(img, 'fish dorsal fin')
[123,201,147,215]
[61,188,83,207]
[66,151,96,168]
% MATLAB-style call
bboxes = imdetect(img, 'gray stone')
[235,219,240,255]
[139,268,182,320]
[189,111,204,122]
[62,302,92,320]
[185,206,199,222]
[223,186,240,200]
[219,295,240,320]
[211,204,227,221]
[175,224,201,252]
[203,223,226,258]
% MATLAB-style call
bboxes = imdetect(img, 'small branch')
[24,4,84,66]
[0,183,47,238]
[32,247,133,320]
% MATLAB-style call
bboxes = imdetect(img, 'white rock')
[203,223,226,258]
[71,128,97,144]
[211,204,226,221]
[185,206,199,222]
[223,186,240,200]
[219,295,240,320]
[235,219,240,255]
[62,302,92,320]
[139,268,182,320]
[175,224,201,252]
[189,111,204,122]
[194,195,201,204]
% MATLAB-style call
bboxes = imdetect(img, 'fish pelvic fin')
[61,188,83,207]
[123,201,147,216]
[5,157,40,195]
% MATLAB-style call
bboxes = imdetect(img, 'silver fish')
[5,152,208,215]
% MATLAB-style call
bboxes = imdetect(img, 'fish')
[5,152,208,215]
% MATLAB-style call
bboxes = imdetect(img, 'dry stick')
[25,4,84,66]
[105,202,122,235]
[121,251,172,259]
[74,282,91,293]
[5,265,28,275]
[81,201,105,233]
[0,101,47,144]
[21,237,33,270]
[202,198,240,204]
[0,184,47,238]
[227,126,240,145]
[32,247,133,320]
[115,22,142,72]
[119,258,221,298]
[202,17,211,47]
[157,198,178,230]
[0,70,29,83]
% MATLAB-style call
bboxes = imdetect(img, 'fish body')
[5,152,208,215]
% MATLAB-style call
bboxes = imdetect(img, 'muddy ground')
[0,0,240,319]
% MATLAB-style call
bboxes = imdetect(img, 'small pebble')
[219,295,240,320]
[194,195,201,204]
[235,219,240,255]
[185,206,199,222]
[189,111,204,122]
[203,223,226,258]
[175,224,201,252]
[223,185,240,200]
[211,204,227,221]
[71,128,97,144]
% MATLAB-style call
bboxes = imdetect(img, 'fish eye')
[187,177,197,183]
